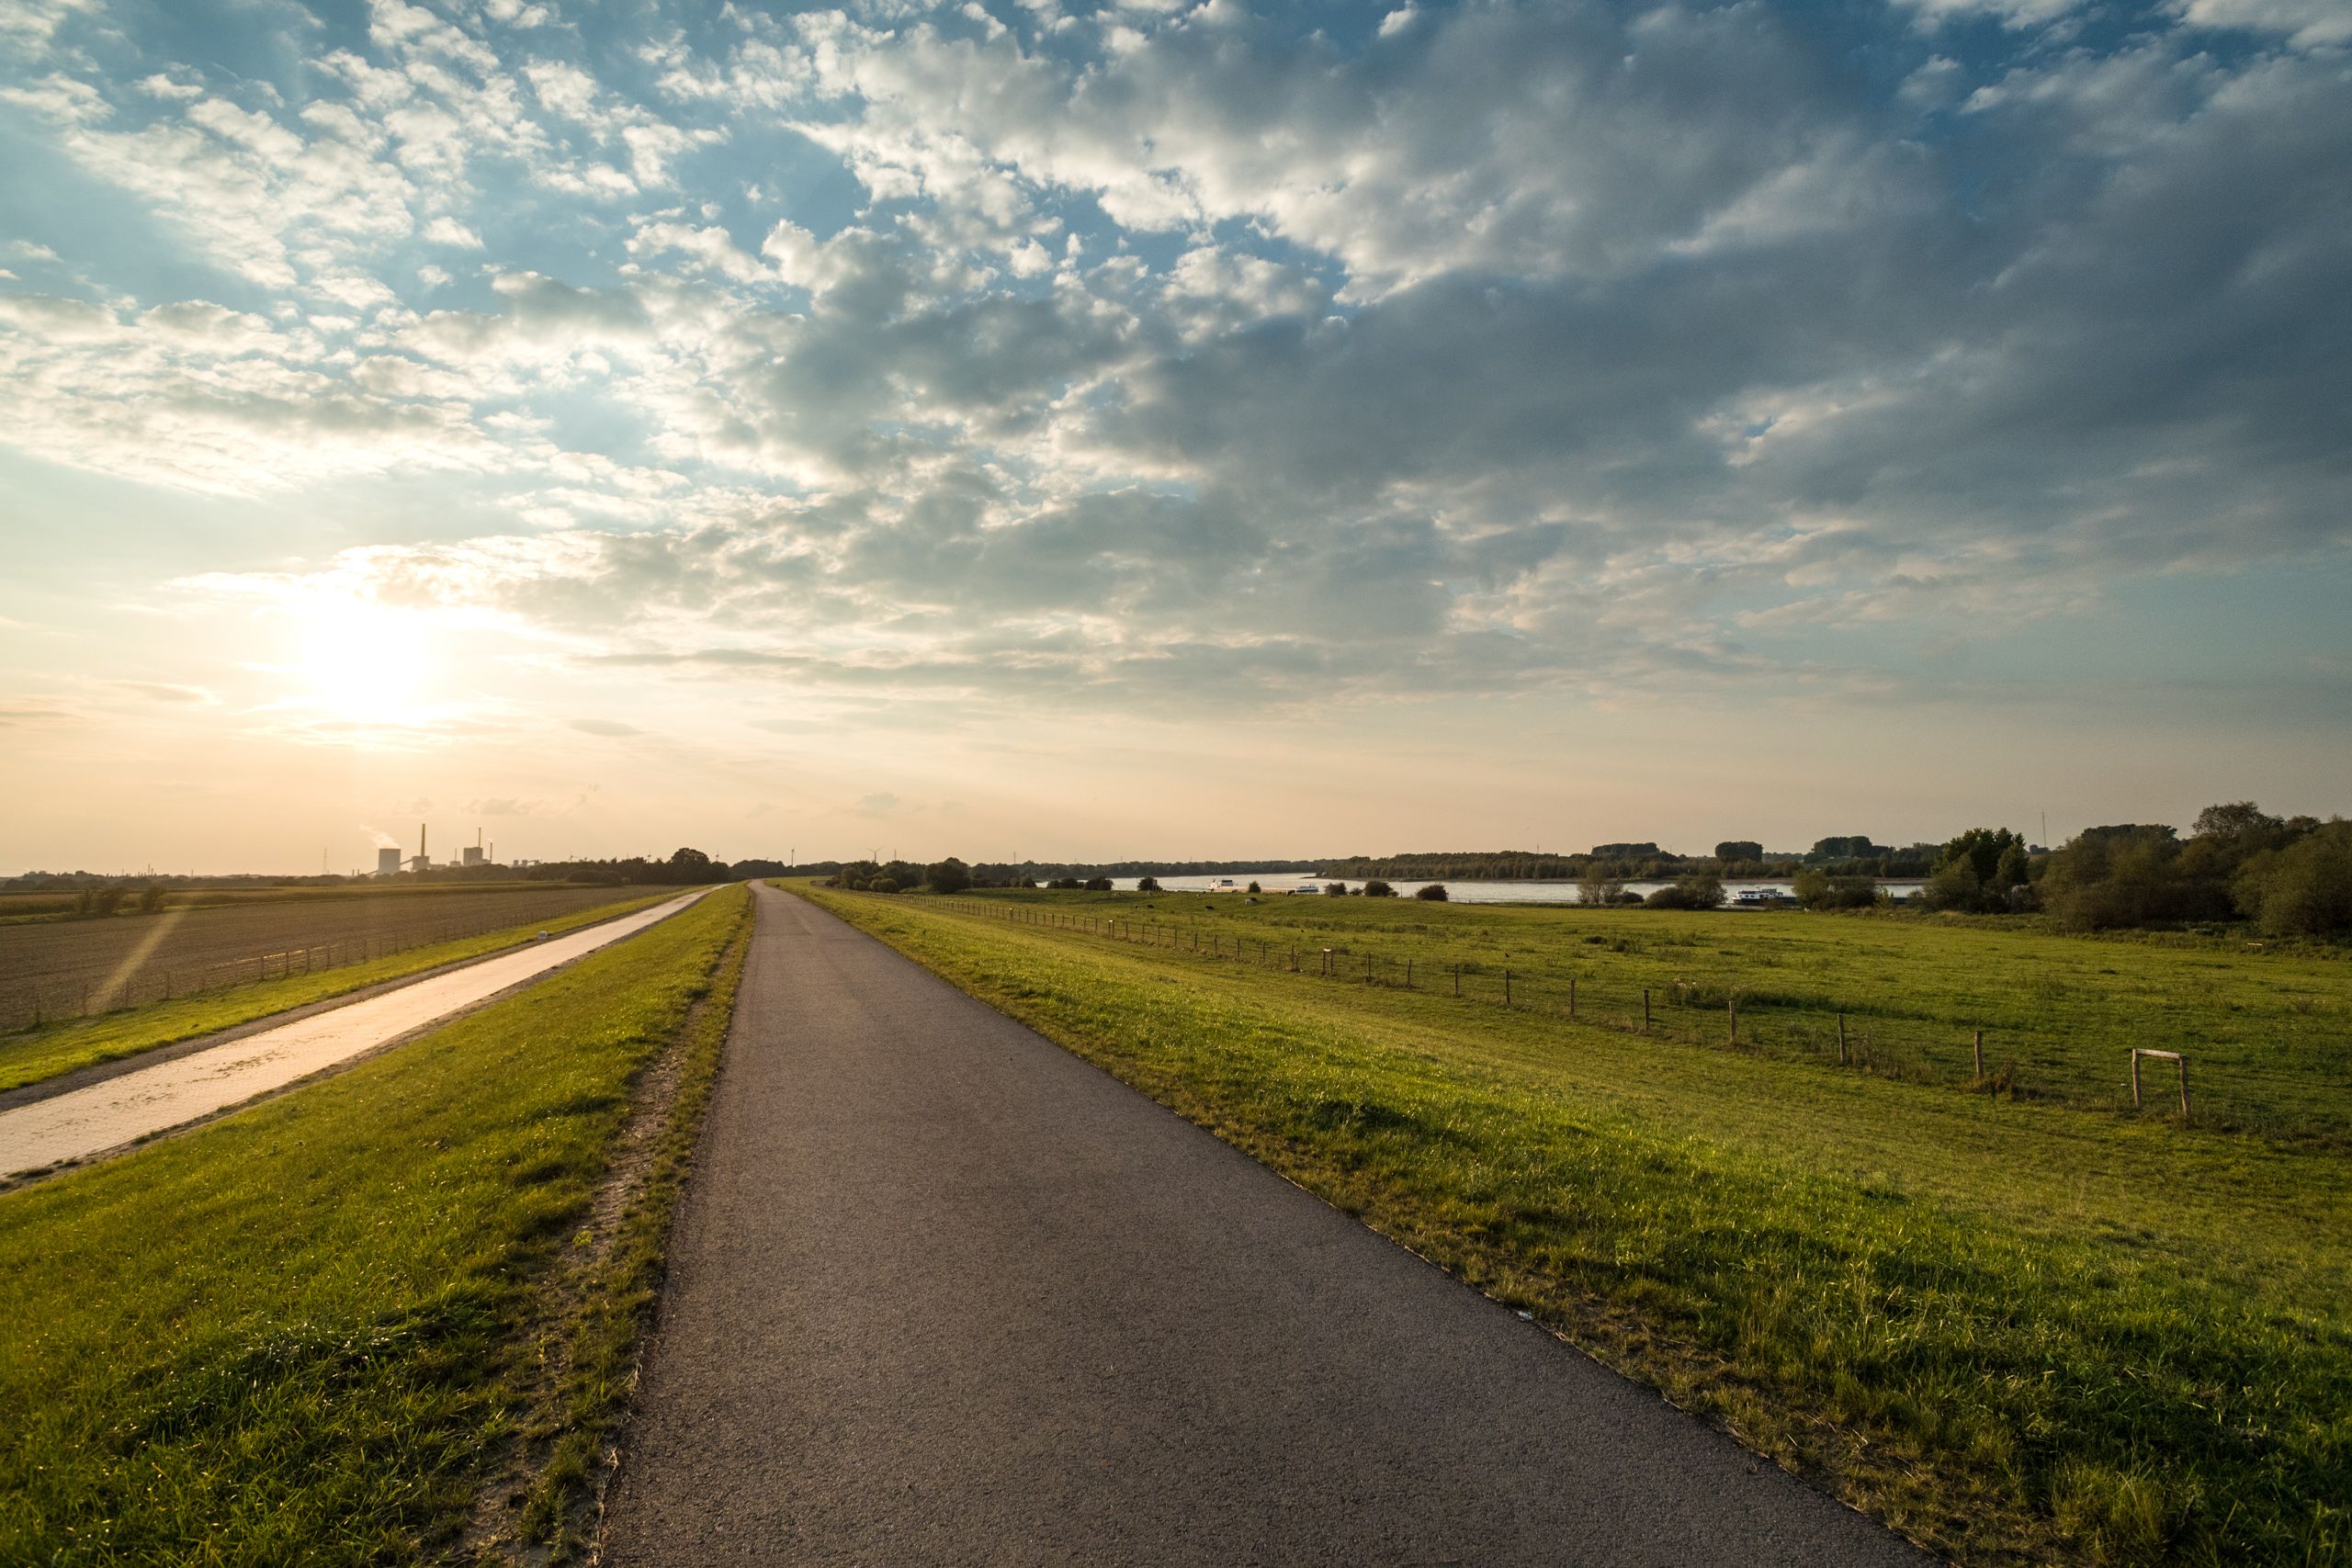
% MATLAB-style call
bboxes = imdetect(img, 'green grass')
[913,886,2352,1144]
[0,885,749,1564]
[0,890,673,1094]
[800,883,2352,1567]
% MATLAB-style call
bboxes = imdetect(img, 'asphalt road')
[602,885,1930,1566]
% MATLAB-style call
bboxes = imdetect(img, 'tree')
[1924,828,2030,912]
[1363,879,1396,897]
[669,847,714,877]
[1325,883,1348,897]
[1415,883,1449,901]
[1136,875,1161,893]
[1645,873,1725,910]
[2233,820,2352,936]
[1083,876,1113,891]
[1246,881,1261,894]
[1577,868,1623,908]
[869,876,899,894]
[1792,867,1877,909]
[1714,840,1763,864]
[138,884,165,913]
[925,857,972,894]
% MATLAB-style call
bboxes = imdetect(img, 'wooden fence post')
[1973,1030,1984,1081]
[1453,964,1460,997]
[1728,997,1738,1044]
[1504,969,1512,1007]
[1568,976,1577,1020]
[1838,1012,1848,1064]
[1643,988,1651,1032]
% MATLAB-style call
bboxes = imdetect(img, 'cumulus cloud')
[0,0,2344,724]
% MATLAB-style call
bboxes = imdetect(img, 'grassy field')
[0,884,749,1563]
[0,883,684,1031]
[914,886,2352,1145]
[798,883,2352,1567]
[0,890,674,1094]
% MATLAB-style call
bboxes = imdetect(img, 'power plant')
[375,823,502,874]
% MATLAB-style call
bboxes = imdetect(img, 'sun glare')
[298,600,436,726]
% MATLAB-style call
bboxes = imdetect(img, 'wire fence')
[902,895,2345,1144]
[16,922,534,1032]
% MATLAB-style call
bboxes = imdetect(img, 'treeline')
[1320,838,1941,883]
[1792,804,2351,937]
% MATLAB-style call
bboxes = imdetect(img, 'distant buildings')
[376,847,401,875]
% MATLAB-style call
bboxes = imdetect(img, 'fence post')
[1406,959,1412,988]
[2131,1049,2143,1107]
[1505,969,1512,1007]
[1644,987,1651,1032]
[1321,948,1332,976]
[1568,976,1577,1020]
[1453,964,1460,997]
[1728,997,1737,1044]
[1973,1029,1984,1081]
[2177,1055,2191,1122]
[1838,1012,1848,1064]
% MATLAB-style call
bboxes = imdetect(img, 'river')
[1106,874,1926,905]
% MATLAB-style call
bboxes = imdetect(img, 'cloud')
[569,717,640,736]
[0,0,2344,730]
[464,795,535,815]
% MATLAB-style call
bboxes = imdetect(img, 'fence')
[887,895,2332,1139]
[17,924,508,1032]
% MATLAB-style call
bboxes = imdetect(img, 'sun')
[297,600,437,725]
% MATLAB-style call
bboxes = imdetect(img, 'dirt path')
[600,885,1928,1566]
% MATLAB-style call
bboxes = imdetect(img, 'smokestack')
[420,822,427,862]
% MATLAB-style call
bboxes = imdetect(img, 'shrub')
[1645,873,1725,910]
[1246,881,1261,894]
[868,877,899,894]
[1415,883,1449,901]
[1325,883,1348,897]
[1363,879,1396,897]
[2233,821,2352,936]
[1136,876,1161,893]
[1083,876,1113,891]
[1792,867,1879,909]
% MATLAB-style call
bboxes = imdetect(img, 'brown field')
[0,884,684,1027]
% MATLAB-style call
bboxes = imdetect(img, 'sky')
[0,0,2346,874]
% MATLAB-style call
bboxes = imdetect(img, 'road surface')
[602,886,1928,1566]
[0,889,707,1179]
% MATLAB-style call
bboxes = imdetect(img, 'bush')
[1247,881,1261,894]
[1325,883,1348,897]
[138,884,166,913]
[1415,883,1449,901]
[1136,876,1160,893]
[1083,876,1113,891]
[1792,867,1879,909]
[868,877,899,894]
[1363,879,1396,897]
[925,857,972,894]
[1645,873,1725,910]
[2233,821,2352,936]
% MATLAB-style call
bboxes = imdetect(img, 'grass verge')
[800,883,2352,1567]
[889,884,2352,1143]
[464,889,753,1562]
[0,884,749,1563]
[0,891,673,1095]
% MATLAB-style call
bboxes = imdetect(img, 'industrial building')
[377,846,401,875]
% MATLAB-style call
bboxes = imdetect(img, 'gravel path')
[601,885,1929,1566]
[0,889,708,1179]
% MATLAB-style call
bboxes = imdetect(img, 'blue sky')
[0,0,2346,871]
